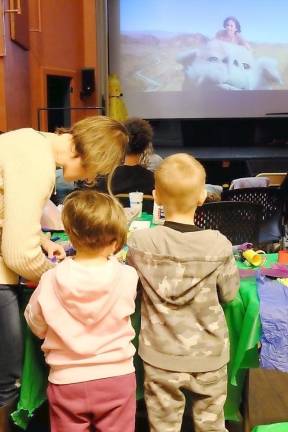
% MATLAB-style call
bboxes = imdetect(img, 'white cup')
[129,192,143,217]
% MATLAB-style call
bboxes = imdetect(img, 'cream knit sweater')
[0,128,55,284]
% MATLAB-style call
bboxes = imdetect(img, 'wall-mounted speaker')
[80,68,95,98]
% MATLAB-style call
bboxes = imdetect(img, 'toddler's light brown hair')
[62,190,127,253]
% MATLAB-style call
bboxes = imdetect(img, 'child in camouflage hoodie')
[127,153,239,432]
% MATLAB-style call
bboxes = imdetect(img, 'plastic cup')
[242,249,265,266]
[129,192,143,217]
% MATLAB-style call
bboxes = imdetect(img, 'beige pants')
[144,362,228,432]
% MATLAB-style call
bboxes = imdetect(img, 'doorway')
[46,75,72,132]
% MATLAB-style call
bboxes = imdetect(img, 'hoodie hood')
[53,257,123,325]
[128,226,233,306]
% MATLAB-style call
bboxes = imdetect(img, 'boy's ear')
[197,188,207,206]
[152,189,161,205]
[110,240,119,255]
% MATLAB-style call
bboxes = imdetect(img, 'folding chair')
[222,188,285,245]
[256,172,287,187]
[243,368,288,432]
[194,201,262,245]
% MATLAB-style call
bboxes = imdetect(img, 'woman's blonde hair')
[58,115,128,185]
[62,190,127,253]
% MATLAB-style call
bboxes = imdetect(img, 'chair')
[229,177,269,189]
[194,201,262,245]
[115,193,154,214]
[222,188,285,244]
[279,173,288,193]
[243,368,288,432]
[256,172,287,187]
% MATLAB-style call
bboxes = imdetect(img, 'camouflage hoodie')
[127,225,239,373]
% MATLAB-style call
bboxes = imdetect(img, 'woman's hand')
[41,237,66,261]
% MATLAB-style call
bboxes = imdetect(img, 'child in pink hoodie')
[25,190,138,432]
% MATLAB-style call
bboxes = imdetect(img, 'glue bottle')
[152,201,165,225]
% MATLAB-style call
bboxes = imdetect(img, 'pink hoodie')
[25,257,138,384]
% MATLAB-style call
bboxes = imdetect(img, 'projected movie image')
[119,0,288,93]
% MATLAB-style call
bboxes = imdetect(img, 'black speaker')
[80,68,95,98]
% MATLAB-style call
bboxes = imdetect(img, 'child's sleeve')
[126,235,145,298]
[217,253,240,304]
[126,234,137,267]
[24,277,48,339]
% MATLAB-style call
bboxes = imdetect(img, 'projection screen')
[108,0,288,119]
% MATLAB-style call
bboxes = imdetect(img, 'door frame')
[40,67,77,131]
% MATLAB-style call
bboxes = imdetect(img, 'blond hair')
[155,153,206,213]
[60,115,128,182]
[62,190,127,253]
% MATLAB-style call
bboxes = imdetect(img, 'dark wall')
[149,118,288,148]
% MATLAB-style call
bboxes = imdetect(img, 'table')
[11,229,278,429]
[254,424,288,432]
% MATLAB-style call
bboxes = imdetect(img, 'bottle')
[152,201,165,225]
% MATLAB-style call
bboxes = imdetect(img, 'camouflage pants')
[144,362,228,432]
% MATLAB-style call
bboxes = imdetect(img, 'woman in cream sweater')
[0,115,128,431]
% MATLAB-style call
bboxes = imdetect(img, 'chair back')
[229,177,269,189]
[256,172,287,187]
[243,368,288,431]
[279,173,288,193]
[115,193,154,214]
[222,187,284,244]
[194,201,262,245]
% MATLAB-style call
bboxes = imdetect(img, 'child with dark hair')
[97,117,155,195]
[215,16,251,49]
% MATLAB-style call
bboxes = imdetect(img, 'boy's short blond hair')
[70,115,128,179]
[155,153,206,212]
[62,190,127,253]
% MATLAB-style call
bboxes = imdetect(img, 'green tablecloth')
[253,424,288,432]
[12,230,279,428]
[224,253,281,421]
[12,290,48,429]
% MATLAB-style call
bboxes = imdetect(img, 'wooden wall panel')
[0,0,99,129]
[0,0,5,56]
[9,0,29,49]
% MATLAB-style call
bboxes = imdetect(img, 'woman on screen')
[215,16,251,49]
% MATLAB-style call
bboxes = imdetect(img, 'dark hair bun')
[124,117,153,155]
